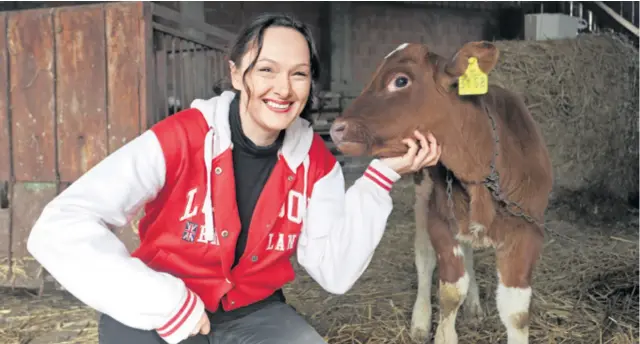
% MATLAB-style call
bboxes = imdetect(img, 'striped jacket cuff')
[363,159,402,192]
[156,289,204,343]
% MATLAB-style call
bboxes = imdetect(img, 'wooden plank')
[1,12,11,286]
[0,12,9,182]
[0,207,10,284]
[55,5,108,182]
[36,181,72,292]
[140,2,154,130]
[9,182,57,289]
[8,9,56,182]
[0,181,10,284]
[105,2,144,152]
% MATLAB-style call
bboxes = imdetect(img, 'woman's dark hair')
[217,13,321,123]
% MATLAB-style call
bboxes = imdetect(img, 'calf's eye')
[387,73,412,92]
[395,76,408,88]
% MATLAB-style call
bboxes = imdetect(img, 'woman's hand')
[190,312,211,337]
[380,130,441,175]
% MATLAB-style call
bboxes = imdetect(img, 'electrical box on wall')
[524,13,588,40]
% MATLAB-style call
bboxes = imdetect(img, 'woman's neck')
[239,109,281,147]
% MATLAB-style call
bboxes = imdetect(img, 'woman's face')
[230,26,312,136]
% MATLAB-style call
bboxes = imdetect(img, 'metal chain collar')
[444,103,545,231]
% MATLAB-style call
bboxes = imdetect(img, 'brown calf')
[329,42,554,344]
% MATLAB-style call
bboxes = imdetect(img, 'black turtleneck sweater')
[207,94,287,324]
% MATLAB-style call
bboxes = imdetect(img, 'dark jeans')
[98,302,326,344]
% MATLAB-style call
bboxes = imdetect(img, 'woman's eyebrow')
[257,57,310,68]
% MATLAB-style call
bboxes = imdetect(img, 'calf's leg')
[429,215,469,344]
[461,242,483,320]
[495,225,543,344]
[411,172,436,342]
[410,205,436,341]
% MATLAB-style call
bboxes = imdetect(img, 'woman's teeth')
[265,100,291,110]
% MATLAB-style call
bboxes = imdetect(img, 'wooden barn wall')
[0,2,149,289]
[348,2,500,94]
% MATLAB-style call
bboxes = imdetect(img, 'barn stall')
[0,2,638,344]
[0,1,234,291]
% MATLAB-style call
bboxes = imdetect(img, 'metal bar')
[158,32,168,120]
[191,42,198,100]
[594,1,639,36]
[188,41,195,103]
[217,51,225,92]
[204,47,211,97]
[194,43,205,99]
[171,36,178,115]
[183,41,190,105]
[150,3,235,42]
[179,38,186,111]
[151,21,225,53]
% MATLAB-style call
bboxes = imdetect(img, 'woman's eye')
[259,67,272,73]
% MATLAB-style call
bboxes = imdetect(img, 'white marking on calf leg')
[434,272,469,344]
[385,42,409,59]
[497,273,532,344]
[410,214,436,341]
[461,242,483,319]
[452,245,464,257]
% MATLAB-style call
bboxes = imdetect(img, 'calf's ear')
[444,41,499,78]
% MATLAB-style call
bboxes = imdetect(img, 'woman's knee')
[97,314,165,344]
[232,303,326,343]
[98,314,212,344]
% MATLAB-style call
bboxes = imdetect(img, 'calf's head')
[330,41,499,158]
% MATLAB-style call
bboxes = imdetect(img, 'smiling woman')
[226,15,320,147]
[26,12,442,344]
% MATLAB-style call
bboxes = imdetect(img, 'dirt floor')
[0,176,638,344]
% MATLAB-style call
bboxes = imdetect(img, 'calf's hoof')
[434,330,458,344]
[462,300,484,321]
[409,324,430,343]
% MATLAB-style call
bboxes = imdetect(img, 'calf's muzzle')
[329,119,347,146]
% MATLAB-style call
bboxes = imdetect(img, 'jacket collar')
[190,91,314,172]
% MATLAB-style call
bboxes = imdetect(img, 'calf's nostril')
[329,121,348,143]
[332,122,346,133]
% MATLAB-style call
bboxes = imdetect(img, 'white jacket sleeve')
[296,159,401,294]
[27,130,204,344]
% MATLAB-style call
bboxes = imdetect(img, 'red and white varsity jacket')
[27,91,402,343]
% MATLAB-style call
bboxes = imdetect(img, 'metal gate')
[148,5,233,127]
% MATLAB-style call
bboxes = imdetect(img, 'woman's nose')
[274,74,292,97]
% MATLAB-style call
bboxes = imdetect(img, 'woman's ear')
[229,60,242,91]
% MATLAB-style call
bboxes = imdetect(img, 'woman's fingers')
[411,131,430,170]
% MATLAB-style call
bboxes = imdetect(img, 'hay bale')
[489,33,639,201]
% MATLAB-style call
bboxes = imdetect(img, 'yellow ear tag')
[458,57,488,96]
